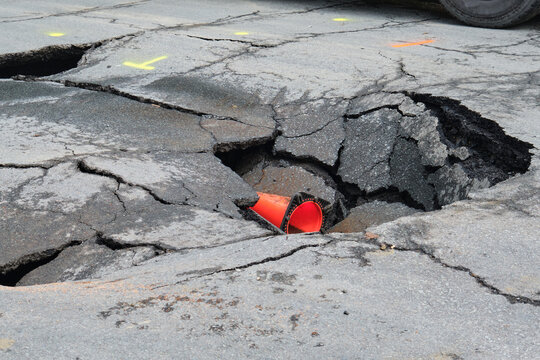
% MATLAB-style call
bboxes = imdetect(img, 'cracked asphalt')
[1,0,539,358]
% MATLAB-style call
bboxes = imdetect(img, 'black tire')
[439,0,540,28]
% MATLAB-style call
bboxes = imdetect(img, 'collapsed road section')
[0,75,533,287]
[220,91,532,232]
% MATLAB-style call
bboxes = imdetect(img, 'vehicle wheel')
[439,0,540,28]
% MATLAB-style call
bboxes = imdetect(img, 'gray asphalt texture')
[1,0,539,358]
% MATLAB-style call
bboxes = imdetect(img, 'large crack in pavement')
[38,78,278,153]
[0,31,146,79]
[368,236,540,307]
[0,240,83,286]
[405,246,540,306]
[76,159,177,206]
[151,234,336,290]
[95,231,169,253]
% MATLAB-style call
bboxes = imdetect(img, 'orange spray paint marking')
[391,39,434,48]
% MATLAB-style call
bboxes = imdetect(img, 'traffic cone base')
[285,201,323,234]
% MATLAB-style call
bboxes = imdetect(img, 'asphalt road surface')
[1,1,539,358]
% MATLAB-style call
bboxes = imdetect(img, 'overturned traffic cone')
[249,192,331,234]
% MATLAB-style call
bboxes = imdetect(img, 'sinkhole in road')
[0,91,533,287]
[0,44,92,78]
[218,93,533,233]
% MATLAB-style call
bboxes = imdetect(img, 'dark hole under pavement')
[0,44,90,78]
[217,92,533,234]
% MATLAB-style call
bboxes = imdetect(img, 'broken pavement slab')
[0,80,215,165]
[0,154,269,284]
[338,108,401,192]
[272,99,348,166]
[0,162,116,278]
[100,190,273,251]
[201,118,275,153]
[273,119,345,166]
[242,163,340,204]
[47,30,278,131]
[80,151,259,217]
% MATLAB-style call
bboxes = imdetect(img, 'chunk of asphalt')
[428,164,489,207]
[141,73,276,129]
[275,98,348,138]
[274,118,345,167]
[347,92,407,115]
[338,108,401,192]
[242,164,339,204]
[389,138,437,210]
[398,97,426,117]
[329,200,421,233]
[398,111,448,167]
[201,118,275,153]
[100,185,272,251]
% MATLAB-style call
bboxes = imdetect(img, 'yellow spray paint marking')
[391,39,435,48]
[122,55,168,70]
[333,18,349,22]
[0,339,15,351]
[46,32,65,37]
[234,31,249,35]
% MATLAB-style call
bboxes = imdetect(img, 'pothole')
[0,44,92,78]
[217,92,533,233]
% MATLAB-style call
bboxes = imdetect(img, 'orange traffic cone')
[249,192,330,234]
